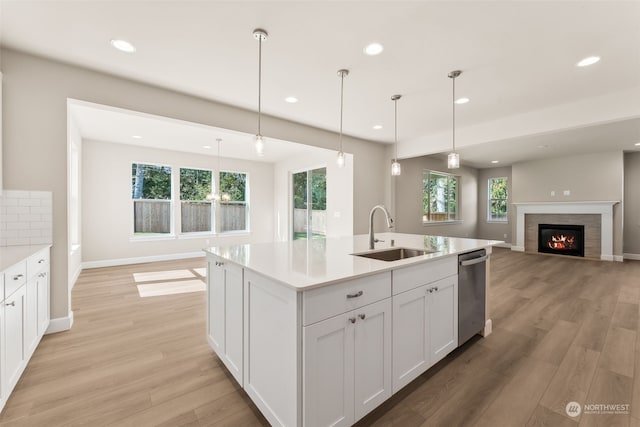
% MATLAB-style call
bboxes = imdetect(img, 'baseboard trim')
[511,246,525,252]
[624,253,640,261]
[82,251,205,269]
[494,242,512,249]
[46,311,74,334]
[613,255,624,262]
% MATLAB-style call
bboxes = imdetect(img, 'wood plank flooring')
[1,249,639,426]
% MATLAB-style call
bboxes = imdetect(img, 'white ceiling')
[2,1,640,166]
[69,100,322,163]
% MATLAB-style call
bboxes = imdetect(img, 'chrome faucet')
[369,205,394,249]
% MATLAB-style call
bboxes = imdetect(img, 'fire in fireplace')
[538,224,585,257]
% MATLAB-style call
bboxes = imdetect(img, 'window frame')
[218,169,250,234]
[422,169,460,224]
[487,176,509,223]
[131,161,175,239]
[179,166,215,235]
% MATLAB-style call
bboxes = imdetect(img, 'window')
[219,171,248,232]
[488,177,508,222]
[132,163,172,235]
[423,170,459,222]
[180,168,213,233]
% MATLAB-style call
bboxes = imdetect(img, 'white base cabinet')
[392,275,458,393]
[304,298,392,427]
[207,256,244,385]
[1,246,51,414]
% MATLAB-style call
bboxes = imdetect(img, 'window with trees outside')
[132,163,172,235]
[488,177,508,222]
[423,170,459,222]
[180,168,213,233]
[219,171,248,232]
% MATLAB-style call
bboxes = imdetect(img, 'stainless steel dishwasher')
[458,249,487,346]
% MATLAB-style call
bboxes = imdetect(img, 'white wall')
[274,150,353,241]
[82,139,274,264]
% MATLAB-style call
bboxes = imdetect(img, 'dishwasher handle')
[460,255,487,266]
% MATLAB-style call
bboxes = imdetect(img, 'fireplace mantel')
[512,201,619,261]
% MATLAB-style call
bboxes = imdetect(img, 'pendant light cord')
[257,36,262,136]
[452,74,456,153]
[339,71,344,152]
[394,98,398,161]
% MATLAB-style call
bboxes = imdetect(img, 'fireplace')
[538,224,585,257]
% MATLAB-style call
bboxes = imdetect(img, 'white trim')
[512,201,619,261]
[623,253,640,260]
[70,264,82,290]
[46,311,74,334]
[82,251,205,269]
[494,242,512,249]
[511,245,525,252]
[482,319,492,337]
[614,255,624,262]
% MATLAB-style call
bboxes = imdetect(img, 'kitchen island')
[204,233,500,427]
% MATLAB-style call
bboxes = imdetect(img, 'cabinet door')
[223,263,243,385]
[303,313,354,427]
[5,286,26,393]
[353,298,392,422]
[208,260,225,354]
[25,278,38,358]
[392,285,429,393]
[429,275,458,365]
[37,271,50,336]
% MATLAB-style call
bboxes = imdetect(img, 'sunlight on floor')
[137,279,206,297]
[133,269,196,283]
[193,268,206,277]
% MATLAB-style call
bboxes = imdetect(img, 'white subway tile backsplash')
[0,189,53,246]
[30,206,52,215]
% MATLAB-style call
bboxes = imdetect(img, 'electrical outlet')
[503,233,507,238]
[563,190,571,196]
[550,191,556,197]
[333,211,341,218]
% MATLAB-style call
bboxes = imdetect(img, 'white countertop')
[204,233,502,291]
[0,244,51,272]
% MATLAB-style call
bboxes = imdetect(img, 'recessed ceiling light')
[576,56,600,67]
[373,125,383,130]
[455,97,470,104]
[635,142,640,146]
[203,145,212,149]
[111,39,136,53]
[491,160,499,164]
[537,144,549,149]
[284,96,298,103]
[132,135,142,139]
[363,43,384,56]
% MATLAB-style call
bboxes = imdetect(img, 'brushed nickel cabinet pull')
[348,317,356,324]
[13,274,24,280]
[358,313,366,320]
[6,301,15,307]
[347,291,363,299]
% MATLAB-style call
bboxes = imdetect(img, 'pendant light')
[206,138,223,201]
[391,94,402,176]
[336,69,349,167]
[447,70,461,169]
[253,29,268,156]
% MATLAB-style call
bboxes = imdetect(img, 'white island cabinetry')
[205,233,497,426]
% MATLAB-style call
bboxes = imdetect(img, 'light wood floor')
[1,249,639,426]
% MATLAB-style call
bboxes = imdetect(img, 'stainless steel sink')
[352,247,435,262]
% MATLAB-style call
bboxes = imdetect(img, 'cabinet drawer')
[392,256,457,295]
[5,260,27,298]
[303,272,391,326]
[27,248,50,279]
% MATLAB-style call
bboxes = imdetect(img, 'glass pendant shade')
[391,161,401,176]
[448,152,460,169]
[337,151,345,167]
[255,135,265,156]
